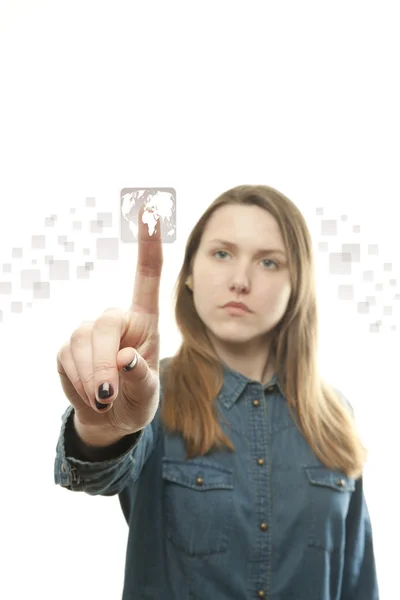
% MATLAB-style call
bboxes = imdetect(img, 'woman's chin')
[206,326,256,346]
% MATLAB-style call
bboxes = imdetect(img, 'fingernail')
[95,399,110,410]
[98,383,114,399]
[123,352,138,372]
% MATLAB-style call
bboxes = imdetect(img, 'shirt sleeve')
[54,405,156,496]
[340,475,380,599]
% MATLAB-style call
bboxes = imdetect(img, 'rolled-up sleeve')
[54,406,156,496]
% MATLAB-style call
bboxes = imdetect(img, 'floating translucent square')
[341,244,360,262]
[357,302,369,314]
[90,220,103,233]
[49,260,69,280]
[33,282,50,299]
[0,282,12,294]
[329,252,352,275]
[21,269,41,290]
[363,271,373,282]
[321,220,337,235]
[97,212,112,227]
[32,236,45,249]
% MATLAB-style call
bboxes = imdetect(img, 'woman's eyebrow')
[207,239,286,256]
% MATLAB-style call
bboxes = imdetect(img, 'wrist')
[73,414,130,448]
[65,413,141,462]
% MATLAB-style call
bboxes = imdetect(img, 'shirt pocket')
[304,466,356,552]
[162,457,234,556]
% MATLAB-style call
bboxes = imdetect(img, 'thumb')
[117,347,148,379]
[116,348,159,403]
[116,348,160,428]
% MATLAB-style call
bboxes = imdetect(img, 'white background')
[0,1,399,598]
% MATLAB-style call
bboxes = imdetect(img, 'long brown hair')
[161,184,367,479]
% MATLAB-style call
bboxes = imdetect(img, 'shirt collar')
[217,360,285,410]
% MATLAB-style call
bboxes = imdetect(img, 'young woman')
[55,184,379,599]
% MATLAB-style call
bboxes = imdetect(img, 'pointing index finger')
[131,204,163,314]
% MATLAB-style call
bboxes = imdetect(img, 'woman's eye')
[214,250,229,259]
[213,251,278,269]
[262,259,278,269]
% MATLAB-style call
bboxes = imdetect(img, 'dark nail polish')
[95,399,109,410]
[98,383,114,399]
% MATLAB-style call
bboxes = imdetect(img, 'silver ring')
[123,351,138,372]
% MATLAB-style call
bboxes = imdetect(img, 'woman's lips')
[223,303,251,314]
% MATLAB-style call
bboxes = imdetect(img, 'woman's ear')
[185,275,193,290]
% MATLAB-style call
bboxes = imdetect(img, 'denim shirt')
[54,360,379,600]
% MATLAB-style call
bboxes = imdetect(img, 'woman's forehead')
[201,205,283,247]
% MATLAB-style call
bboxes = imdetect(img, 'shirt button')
[196,477,204,486]
[266,385,276,393]
[337,478,345,487]
[253,399,260,407]
[260,522,268,531]
[61,463,66,473]
[257,458,265,466]
[257,591,265,598]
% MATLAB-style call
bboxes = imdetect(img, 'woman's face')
[190,204,292,348]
